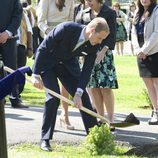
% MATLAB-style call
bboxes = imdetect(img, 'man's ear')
[90,27,95,33]
[89,27,95,38]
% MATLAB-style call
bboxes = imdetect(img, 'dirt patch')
[125,142,158,158]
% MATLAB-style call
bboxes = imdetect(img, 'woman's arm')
[37,0,50,35]
[140,8,158,55]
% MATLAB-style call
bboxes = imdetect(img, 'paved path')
[5,104,158,147]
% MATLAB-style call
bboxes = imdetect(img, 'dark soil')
[125,142,158,158]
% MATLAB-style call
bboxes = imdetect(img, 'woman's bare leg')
[143,78,158,124]
[120,41,124,56]
[101,88,114,122]
[60,85,74,129]
[90,88,104,116]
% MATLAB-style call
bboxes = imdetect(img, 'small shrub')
[83,124,116,156]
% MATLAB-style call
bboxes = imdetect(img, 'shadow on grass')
[115,129,158,147]
[125,142,158,157]
[5,113,34,121]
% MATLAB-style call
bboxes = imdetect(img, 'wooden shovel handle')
[4,66,111,125]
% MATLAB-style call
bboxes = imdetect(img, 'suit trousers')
[41,62,98,140]
[0,39,19,102]
[17,45,27,96]
[32,27,40,54]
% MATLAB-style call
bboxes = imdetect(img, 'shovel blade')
[110,113,140,128]
[110,122,139,128]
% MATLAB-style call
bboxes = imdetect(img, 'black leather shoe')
[10,98,29,108]
[40,140,52,152]
[109,125,115,132]
[12,102,29,108]
[98,120,106,127]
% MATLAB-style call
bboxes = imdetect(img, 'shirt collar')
[78,27,86,42]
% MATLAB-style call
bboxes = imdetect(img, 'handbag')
[116,22,127,42]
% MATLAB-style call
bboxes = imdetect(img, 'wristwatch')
[104,45,109,50]
[75,91,83,97]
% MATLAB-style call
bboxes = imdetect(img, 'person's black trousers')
[0,38,19,102]
[32,27,39,54]
[17,45,27,95]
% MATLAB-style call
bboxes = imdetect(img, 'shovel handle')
[4,66,111,125]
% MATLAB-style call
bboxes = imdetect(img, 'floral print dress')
[87,50,118,88]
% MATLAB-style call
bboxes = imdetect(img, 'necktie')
[73,39,85,52]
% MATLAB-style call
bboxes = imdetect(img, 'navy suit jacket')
[0,0,22,35]
[33,22,100,90]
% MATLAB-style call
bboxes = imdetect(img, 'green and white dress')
[87,50,118,88]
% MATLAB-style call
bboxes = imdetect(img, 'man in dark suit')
[32,17,110,152]
[0,0,28,108]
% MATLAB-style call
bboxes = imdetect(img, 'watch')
[104,45,109,50]
[75,91,83,97]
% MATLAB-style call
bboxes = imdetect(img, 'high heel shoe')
[59,117,75,130]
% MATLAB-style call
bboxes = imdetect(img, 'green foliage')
[83,124,116,156]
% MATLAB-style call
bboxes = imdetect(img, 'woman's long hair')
[55,0,65,11]
[134,0,157,23]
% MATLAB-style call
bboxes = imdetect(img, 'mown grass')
[9,143,142,158]
[113,55,150,115]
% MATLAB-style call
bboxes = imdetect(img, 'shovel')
[4,66,140,128]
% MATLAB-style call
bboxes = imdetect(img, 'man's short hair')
[88,17,110,34]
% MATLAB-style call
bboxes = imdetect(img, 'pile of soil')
[125,142,158,157]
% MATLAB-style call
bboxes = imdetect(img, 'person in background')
[127,2,136,56]
[113,2,127,55]
[80,0,118,131]
[22,1,35,28]
[74,0,88,24]
[0,0,24,108]
[26,0,40,55]
[16,8,33,105]
[32,17,110,152]
[37,0,75,130]
[132,0,158,125]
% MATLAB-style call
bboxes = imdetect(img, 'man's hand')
[32,75,44,90]
[73,94,83,109]
[137,52,146,60]
[26,48,33,58]
[0,31,9,44]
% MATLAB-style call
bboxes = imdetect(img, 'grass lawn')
[113,55,150,115]
[9,143,141,158]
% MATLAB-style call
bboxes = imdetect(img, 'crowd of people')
[0,0,158,152]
